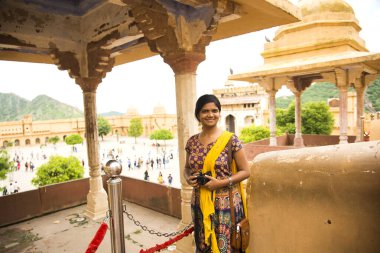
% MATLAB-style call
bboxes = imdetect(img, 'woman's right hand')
[187,174,199,188]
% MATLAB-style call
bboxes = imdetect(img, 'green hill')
[276,77,380,112]
[0,93,84,122]
[0,93,29,122]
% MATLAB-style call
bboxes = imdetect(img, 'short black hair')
[195,94,221,122]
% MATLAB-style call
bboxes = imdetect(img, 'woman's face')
[199,102,220,128]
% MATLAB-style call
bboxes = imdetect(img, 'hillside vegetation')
[276,78,380,112]
[0,93,84,122]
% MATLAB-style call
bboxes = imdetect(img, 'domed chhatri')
[299,0,354,17]
[104,160,122,177]
[153,104,166,115]
[126,107,139,115]
[262,0,366,64]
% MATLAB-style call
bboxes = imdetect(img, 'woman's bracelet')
[228,177,233,188]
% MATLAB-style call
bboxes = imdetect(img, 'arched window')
[36,138,40,144]
[25,139,31,145]
[225,114,236,134]
[15,139,20,146]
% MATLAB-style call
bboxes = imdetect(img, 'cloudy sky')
[0,0,379,115]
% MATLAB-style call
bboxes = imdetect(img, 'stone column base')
[339,135,348,144]
[293,136,304,147]
[84,177,108,220]
[174,222,194,253]
[270,136,277,146]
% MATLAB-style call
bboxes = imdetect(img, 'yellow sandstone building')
[0,105,177,147]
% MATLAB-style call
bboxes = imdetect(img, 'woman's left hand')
[202,175,222,191]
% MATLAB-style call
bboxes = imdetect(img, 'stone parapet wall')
[248,140,380,253]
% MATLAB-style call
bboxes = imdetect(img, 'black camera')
[196,171,212,185]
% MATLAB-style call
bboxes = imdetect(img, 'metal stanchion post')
[104,160,125,253]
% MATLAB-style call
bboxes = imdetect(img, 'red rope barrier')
[85,222,108,253]
[139,226,194,253]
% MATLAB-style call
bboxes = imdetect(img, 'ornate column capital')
[129,0,234,75]
[164,52,205,74]
[75,77,101,92]
[335,68,348,88]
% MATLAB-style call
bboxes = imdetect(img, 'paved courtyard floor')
[0,201,182,253]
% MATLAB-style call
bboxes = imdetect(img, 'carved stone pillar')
[355,85,365,142]
[293,91,304,147]
[77,78,109,220]
[267,89,278,146]
[335,69,349,144]
[165,53,203,253]
[288,76,318,147]
[49,33,116,219]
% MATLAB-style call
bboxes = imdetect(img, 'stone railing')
[0,176,181,227]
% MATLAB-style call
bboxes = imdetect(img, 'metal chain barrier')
[123,209,193,237]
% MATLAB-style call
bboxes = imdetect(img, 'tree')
[365,77,380,112]
[276,102,296,134]
[64,134,83,152]
[48,136,60,148]
[276,101,334,135]
[239,125,271,143]
[0,149,13,180]
[98,117,111,141]
[302,102,334,134]
[150,129,174,148]
[32,155,84,187]
[128,118,143,144]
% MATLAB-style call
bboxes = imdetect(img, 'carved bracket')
[49,31,119,91]
[126,0,234,72]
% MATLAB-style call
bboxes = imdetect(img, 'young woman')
[184,94,250,253]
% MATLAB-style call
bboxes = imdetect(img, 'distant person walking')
[167,174,173,186]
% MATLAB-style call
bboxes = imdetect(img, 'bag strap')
[228,137,246,226]
[228,138,236,227]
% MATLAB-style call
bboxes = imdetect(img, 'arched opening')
[15,139,20,146]
[36,138,40,144]
[225,115,236,134]
[45,137,49,144]
[3,141,8,148]
[25,139,31,145]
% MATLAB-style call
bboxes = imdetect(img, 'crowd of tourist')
[1,137,180,196]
